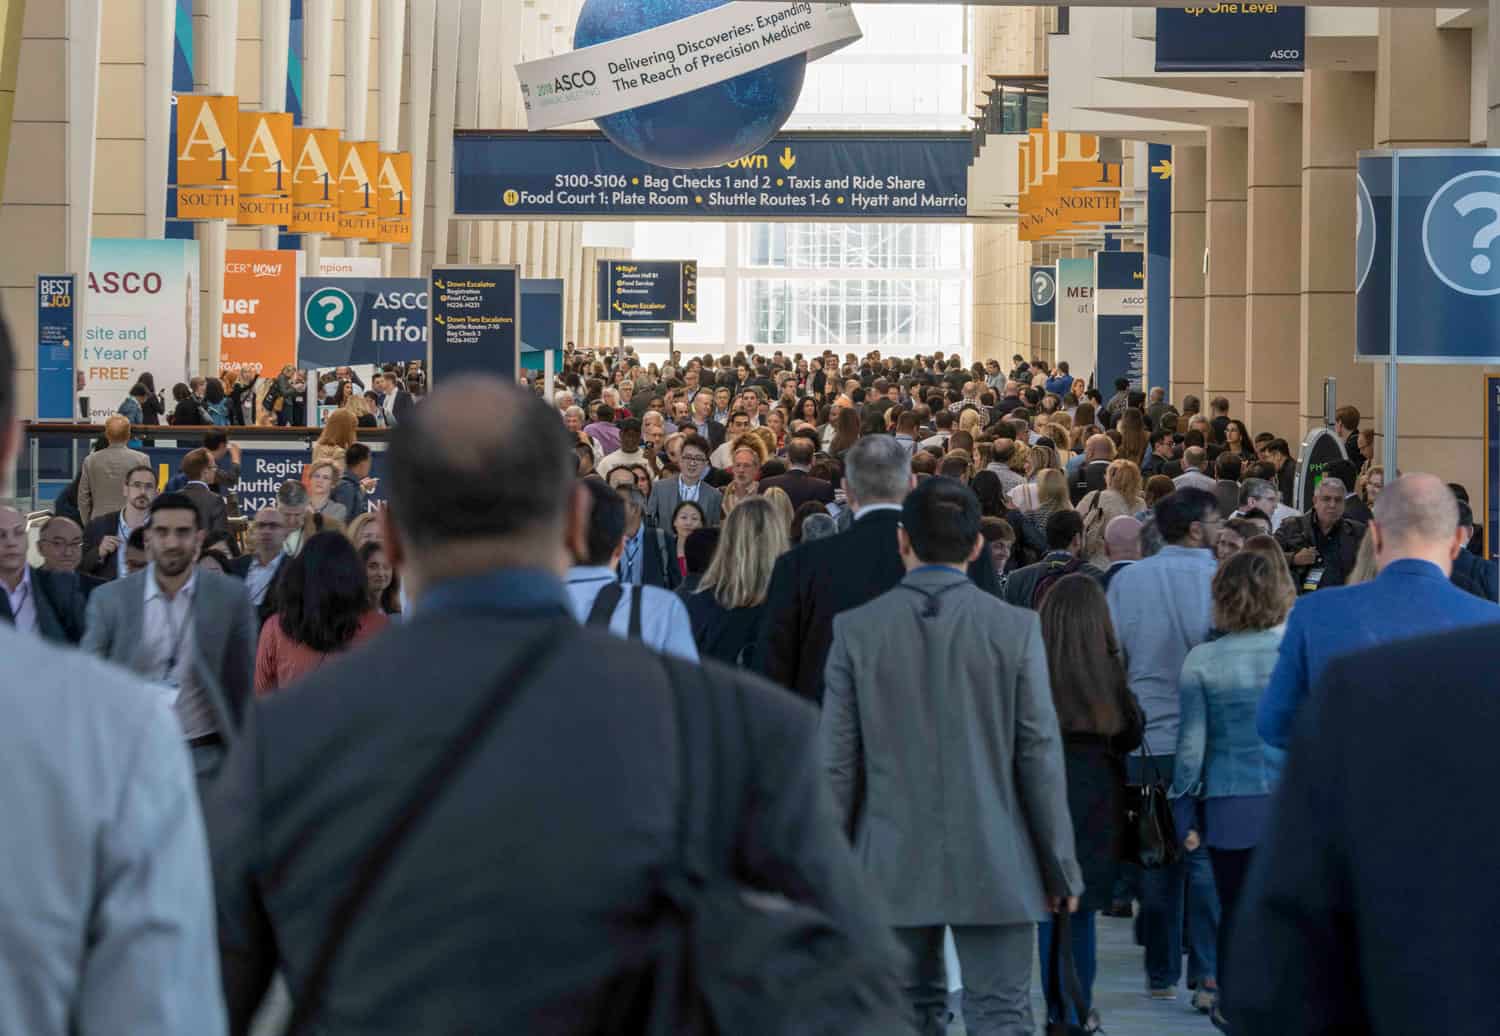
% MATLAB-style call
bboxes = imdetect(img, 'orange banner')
[237,111,294,196]
[220,249,299,377]
[289,204,338,234]
[376,217,413,244]
[291,127,339,206]
[178,186,239,220]
[176,95,239,188]
[338,140,379,214]
[377,152,412,221]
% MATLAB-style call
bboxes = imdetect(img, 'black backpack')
[609,661,910,1036]
[1031,555,1087,609]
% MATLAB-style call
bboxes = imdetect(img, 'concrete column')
[1244,102,1301,442]
[197,0,238,375]
[1204,126,1247,416]
[1300,70,1374,440]
[1374,10,1481,486]
[258,0,291,250]
[407,0,436,276]
[1169,143,1206,405]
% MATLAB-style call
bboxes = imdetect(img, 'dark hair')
[148,491,201,530]
[1458,498,1475,530]
[389,380,574,548]
[1045,508,1085,551]
[829,408,861,454]
[125,463,155,486]
[581,478,626,566]
[1039,574,1129,734]
[761,458,787,478]
[205,378,226,405]
[172,382,192,403]
[1266,437,1291,457]
[901,476,980,565]
[969,469,1008,518]
[790,500,827,543]
[1215,453,1242,481]
[127,526,147,551]
[277,532,370,651]
[1156,487,1219,544]
[345,442,373,470]
[683,526,719,574]
[359,541,402,614]
[1326,459,1358,492]
[618,416,642,434]
[670,499,706,532]
[182,447,213,482]
[130,384,148,399]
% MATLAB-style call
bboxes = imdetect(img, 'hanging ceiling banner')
[515,2,862,132]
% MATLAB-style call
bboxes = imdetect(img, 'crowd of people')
[3,330,1500,1036]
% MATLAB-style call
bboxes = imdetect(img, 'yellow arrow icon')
[434,314,445,325]
[779,147,796,171]
[434,279,446,289]
[1151,159,1172,180]
[613,301,624,312]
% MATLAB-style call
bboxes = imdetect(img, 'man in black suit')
[180,448,229,541]
[759,437,836,511]
[207,377,902,1033]
[686,388,726,451]
[1069,434,1114,505]
[378,370,415,425]
[1229,622,1500,1035]
[0,505,88,644]
[757,434,1001,703]
[81,463,158,582]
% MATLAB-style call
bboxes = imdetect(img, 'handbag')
[608,660,909,1036]
[1045,908,1096,1035]
[1121,740,1181,870]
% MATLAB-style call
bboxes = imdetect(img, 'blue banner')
[429,266,520,384]
[454,131,972,220]
[1147,144,1173,393]
[143,445,389,515]
[1487,375,1500,558]
[1357,150,1500,363]
[297,277,428,368]
[1096,251,1145,391]
[521,278,563,371]
[1155,6,1304,72]
[596,260,697,322]
[1029,266,1056,325]
[36,275,75,420]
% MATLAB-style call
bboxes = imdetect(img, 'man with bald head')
[209,376,904,1032]
[37,515,84,574]
[1070,433,1116,504]
[1258,473,1500,749]
[0,506,88,643]
[1100,514,1143,590]
[78,413,149,524]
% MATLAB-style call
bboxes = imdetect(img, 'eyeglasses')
[126,481,158,492]
[681,454,707,465]
[42,538,83,550]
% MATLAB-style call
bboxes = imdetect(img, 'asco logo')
[536,70,598,98]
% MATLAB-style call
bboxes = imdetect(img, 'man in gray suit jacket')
[820,476,1083,1036]
[645,437,723,528]
[81,493,258,778]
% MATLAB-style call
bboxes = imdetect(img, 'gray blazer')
[646,476,723,529]
[81,569,259,735]
[79,444,150,525]
[819,566,1083,927]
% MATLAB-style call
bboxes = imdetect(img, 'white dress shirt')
[677,477,702,504]
[141,566,214,739]
[3,566,35,634]
[243,552,283,607]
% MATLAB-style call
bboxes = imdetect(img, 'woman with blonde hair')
[342,387,378,428]
[1008,444,1061,511]
[1117,407,1148,466]
[305,460,348,523]
[313,409,358,469]
[1022,468,1072,543]
[683,497,788,665]
[761,485,796,532]
[1077,459,1146,567]
[958,408,983,440]
[345,511,382,550]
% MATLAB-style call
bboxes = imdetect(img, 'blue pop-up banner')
[454,131,972,220]
[1096,251,1145,391]
[297,277,429,368]
[1030,266,1057,326]
[1357,150,1500,363]
[521,278,563,373]
[36,275,76,420]
[1155,6,1304,72]
[1146,144,1173,393]
[429,266,520,385]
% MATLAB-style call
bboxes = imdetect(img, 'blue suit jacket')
[1258,559,1500,748]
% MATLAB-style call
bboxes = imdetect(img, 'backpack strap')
[587,583,625,627]
[627,584,644,640]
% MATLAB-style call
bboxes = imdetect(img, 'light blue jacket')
[1171,629,1286,803]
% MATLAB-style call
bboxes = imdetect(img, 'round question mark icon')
[304,286,357,341]
[1422,169,1500,296]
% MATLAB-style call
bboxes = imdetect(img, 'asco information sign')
[429,265,521,383]
[596,260,698,322]
[1155,5,1304,72]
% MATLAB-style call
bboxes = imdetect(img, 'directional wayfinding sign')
[596,260,697,323]
[428,265,521,384]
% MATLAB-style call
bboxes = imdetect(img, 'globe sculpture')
[574,0,806,169]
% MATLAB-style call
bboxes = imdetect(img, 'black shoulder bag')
[1121,739,1181,870]
[611,662,908,1035]
[282,636,562,1035]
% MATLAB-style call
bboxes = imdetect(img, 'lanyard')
[156,593,192,681]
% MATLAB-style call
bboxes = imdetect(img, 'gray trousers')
[894,924,1035,1036]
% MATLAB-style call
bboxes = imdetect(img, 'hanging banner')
[376,151,413,244]
[1029,266,1057,325]
[1095,251,1144,392]
[165,0,195,240]
[1155,6,1305,72]
[83,239,200,423]
[36,275,76,421]
[515,2,861,131]
[338,139,378,213]
[298,277,428,368]
[175,94,239,218]
[1017,123,1122,242]
[1356,149,1500,364]
[221,249,301,379]
[429,265,521,384]
[454,130,971,219]
[596,260,698,322]
[236,110,294,225]
[1146,144,1173,392]
[1056,258,1096,382]
[291,127,340,232]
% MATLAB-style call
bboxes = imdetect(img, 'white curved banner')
[516,2,862,132]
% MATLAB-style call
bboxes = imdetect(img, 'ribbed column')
[407,0,436,275]
[197,0,238,374]
[1204,126,1247,416]
[258,0,291,250]
[1244,101,1300,442]
[1169,143,1206,404]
